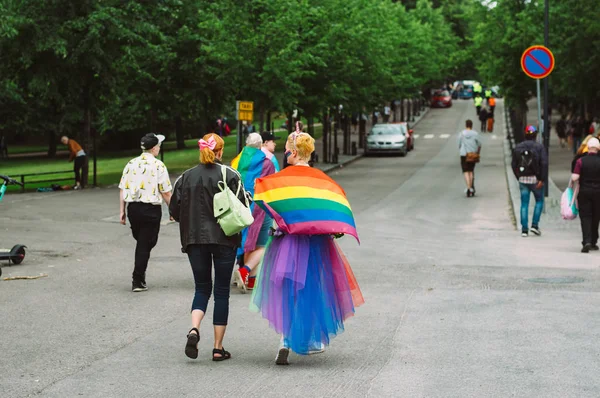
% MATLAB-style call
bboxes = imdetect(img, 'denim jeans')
[186,244,237,326]
[519,183,544,232]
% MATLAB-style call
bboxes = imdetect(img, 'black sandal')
[185,328,200,359]
[212,347,231,362]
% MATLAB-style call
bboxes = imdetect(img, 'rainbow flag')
[254,166,359,242]
[231,146,277,253]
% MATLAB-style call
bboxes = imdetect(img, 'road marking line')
[424,134,434,139]
[491,135,497,140]
[414,134,420,138]
[439,134,450,139]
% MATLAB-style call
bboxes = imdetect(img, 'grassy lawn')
[1,126,322,192]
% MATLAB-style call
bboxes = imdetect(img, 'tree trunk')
[82,86,92,152]
[47,130,57,157]
[266,111,272,132]
[307,116,314,136]
[175,115,185,149]
[400,98,405,121]
[322,111,329,163]
[259,104,265,132]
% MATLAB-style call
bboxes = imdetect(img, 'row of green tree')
[0,0,477,155]
[471,0,600,123]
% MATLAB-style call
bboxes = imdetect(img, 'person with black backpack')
[512,125,548,237]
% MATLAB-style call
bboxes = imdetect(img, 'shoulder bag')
[213,165,254,236]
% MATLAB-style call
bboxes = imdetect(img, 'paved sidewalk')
[503,100,581,237]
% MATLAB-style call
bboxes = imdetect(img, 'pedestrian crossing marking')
[439,134,450,139]
[491,135,497,140]
[414,134,420,138]
[424,134,434,139]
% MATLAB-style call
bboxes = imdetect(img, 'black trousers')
[74,156,87,186]
[187,244,237,326]
[127,202,162,283]
[578,190,600,246]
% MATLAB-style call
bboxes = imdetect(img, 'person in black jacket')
[572,137,600,253]
[512,125,548,237]
[170,133,250,361]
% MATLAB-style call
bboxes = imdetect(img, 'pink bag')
[561,180,579,220]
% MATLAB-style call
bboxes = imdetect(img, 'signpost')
[521,45,554,199]
[236,101,254,153]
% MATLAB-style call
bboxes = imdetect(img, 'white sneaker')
[530,227,541,236]
[521,231,528,237]
[308,342,325,355]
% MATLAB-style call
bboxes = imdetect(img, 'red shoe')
[247,276,256,290]
[234,267,249,294]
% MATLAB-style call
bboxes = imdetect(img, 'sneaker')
[132,281,148,292]
[521,230,528,237]
[247,276,256,290]
[582,244,593,253]
[275,347,290,365]
[530,226,541,236]
[307,342,325,355]
[469,188,475,197]
[591,245,600,251]
[234,268,249,294]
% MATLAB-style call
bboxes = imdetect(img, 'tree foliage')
[0,0,468,150]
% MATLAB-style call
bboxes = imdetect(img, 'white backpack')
[213,165,254,236]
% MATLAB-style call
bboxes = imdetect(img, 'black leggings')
[187,244,237,326]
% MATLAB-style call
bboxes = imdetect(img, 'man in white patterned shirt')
[119,133,172,292]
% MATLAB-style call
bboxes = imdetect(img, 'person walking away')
[119,133,172,292]
[511,125,547,237]
[250,131,364,365]
[261,131,280,172]
[458,120,482,197]
[479,107,489,133]
[474,96,483,116]
[571,137,600,253]
[170,133,250,360]
[473,82,483,97]
[556,114,568,148]
[572,116,586,155]
[231,133,277,293]
[488,96,496,117]
[61,136,88,189]
[383,106,391,123]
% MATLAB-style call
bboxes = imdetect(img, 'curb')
[320,106,431,174]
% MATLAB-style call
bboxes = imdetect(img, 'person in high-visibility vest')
[473,82,482,97]
[485,88,493,99]
[474,96,483,116]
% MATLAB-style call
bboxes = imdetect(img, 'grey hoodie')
[458,129,482,156]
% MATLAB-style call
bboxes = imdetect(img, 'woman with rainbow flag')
[250,128,364,365]
[231,133,277,292]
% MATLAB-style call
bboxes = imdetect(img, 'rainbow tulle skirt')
[250,233,364,355]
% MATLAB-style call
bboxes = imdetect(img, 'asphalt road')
[1,100,599,398]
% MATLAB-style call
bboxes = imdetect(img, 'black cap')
[140,133,165,150]
[260,132,279,142]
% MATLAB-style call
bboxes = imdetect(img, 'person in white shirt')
[119,133,172,292]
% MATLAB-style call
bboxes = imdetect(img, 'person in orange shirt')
[488,96,496,117]
[61,136,88,190]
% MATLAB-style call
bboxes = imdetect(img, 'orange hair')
[199,133,224,164]
[287,132,315,162]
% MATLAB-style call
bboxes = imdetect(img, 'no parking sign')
[521,45,555,79]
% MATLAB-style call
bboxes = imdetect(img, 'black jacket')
[512,139,548,182]
[169,161,249,252]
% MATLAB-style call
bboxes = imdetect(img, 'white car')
[365,123,411,157]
